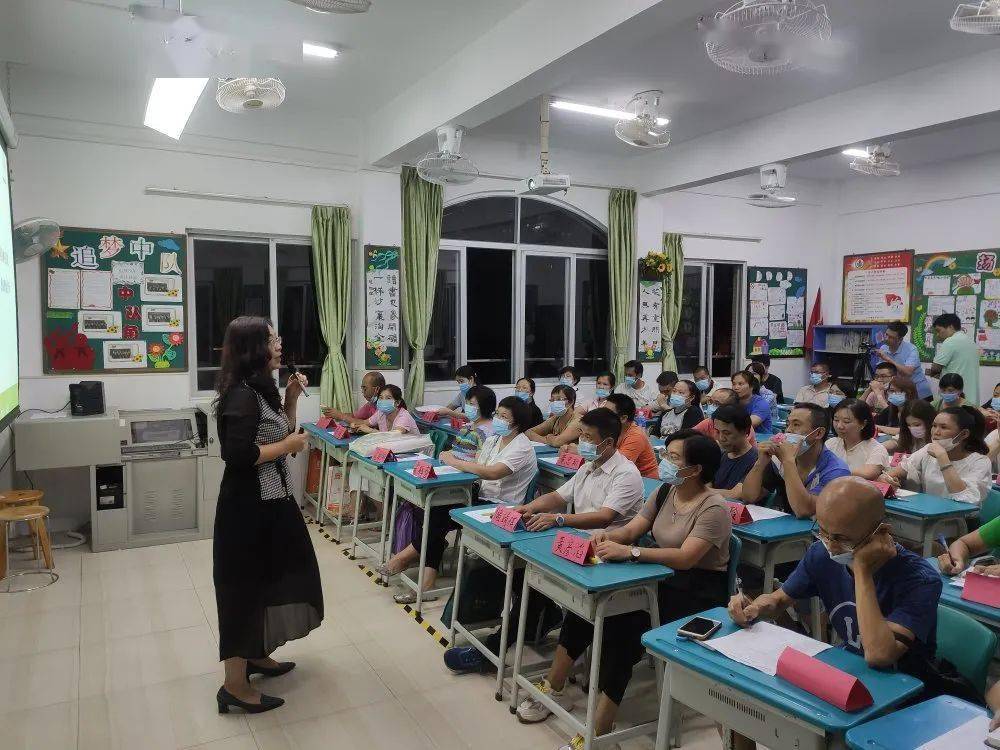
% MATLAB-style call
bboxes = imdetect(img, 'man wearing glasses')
[729,477,942,670]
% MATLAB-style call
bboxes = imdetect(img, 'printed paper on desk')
[961,571,1000,607]
[914,715,990,750]
[393,452,431,463]
[315,416,333,429]
[726,501,752,525]
[746,505,788,522]
[892,488,916,497]
[491,505,525,532]
[468,507,498,524]
[702,621,830,676]
[552,531,596,565]
[776,647,873,711]
[556,452,585,470]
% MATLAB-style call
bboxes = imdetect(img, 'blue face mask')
[515,390,532,403]
[782,431,813,457]
[550,401,567,416]
[463,404,479,421]
[376,399,395,414]
[625,376,637,387]
[992,397,1000,411]
[695,378,711,392]
[827,394,845,407]
[578,439,606,462]
[560,376,575,387]
[492,416,511,436]
[941,391,959,403]
[809,372,824,386]
[458,381,472,395]
[887,392,907,407]
[669,394,687,409]
[657,459,687,486]
[704,403,718,418]
[595,388,610,399]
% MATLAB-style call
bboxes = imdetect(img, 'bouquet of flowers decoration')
[640,250,674,280]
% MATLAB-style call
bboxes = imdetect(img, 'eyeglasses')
[811,519,883,552]
[269,336,282,345]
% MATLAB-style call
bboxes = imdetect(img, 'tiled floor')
[0,520,724,750]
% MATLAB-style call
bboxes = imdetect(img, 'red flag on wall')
[804,287,823,351]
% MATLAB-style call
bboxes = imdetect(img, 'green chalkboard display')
[911,249,1000,364]
[42,227,187,374]
[746,266,808,359]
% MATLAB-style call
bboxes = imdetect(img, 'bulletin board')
[841,250,913,324]
[911,249,1000,364]
[42,227,187,374]
[637,279,663,361]
[364,245,401,369]
[746,266,808,359]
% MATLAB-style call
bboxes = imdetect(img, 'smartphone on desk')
[677,616,722,641]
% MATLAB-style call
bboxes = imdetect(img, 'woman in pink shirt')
[353,385,418,434]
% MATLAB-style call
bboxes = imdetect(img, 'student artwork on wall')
[746,267,807,359]
[637,279,663,361]
[911,249,1000,364]
[364,245,401,369]
[841,250,913,324]
[42,227,187,374]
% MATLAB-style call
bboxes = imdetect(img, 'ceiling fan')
[950,1,1000,34]
[286,0,372,12]
[746,163,797,207]
[846,143,901,177]
[416,126,480,186]
[615,91,671,149]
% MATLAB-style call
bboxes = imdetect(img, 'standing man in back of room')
[877,322,932,400]
[926,313,980,405]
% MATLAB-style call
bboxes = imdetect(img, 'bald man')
[322,371,386,426]
[729,477,941,671]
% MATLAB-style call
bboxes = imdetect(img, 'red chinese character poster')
[842,251,914,324]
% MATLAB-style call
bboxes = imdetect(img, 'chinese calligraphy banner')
[42,227,187,374]
[746,267,808,359]
[364,245,402,369]
[911,249,1000,364]
[637,279,663,362]
[842,250,913,324]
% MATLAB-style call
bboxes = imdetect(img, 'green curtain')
[608,188,638,379]
[400,165,443,406]
[311,205,353,411]
[660,232,684,370]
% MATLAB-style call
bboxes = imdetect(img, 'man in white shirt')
[794,361,835,407]
[519,408,645,531]
[615,360,659,411]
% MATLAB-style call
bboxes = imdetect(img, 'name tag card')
[556,452,585,470]
[371,447,396,464]
[330,423,349,440]
[315,416,333,429]
[449,416,466,429]
[870,481,895,499]
[962,571,1000,608]
[552,531,597,565]
[635,407,652,427]
[412,461,437,480]
[726,501,752,525]
[419,409,439,423]
[775,647,873,711]
[890,452,908,468]
[490,505,525,532]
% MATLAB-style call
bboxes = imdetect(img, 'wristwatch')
[630,546,641,561]
[555,514,565,527]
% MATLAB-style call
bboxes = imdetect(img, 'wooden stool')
[0,490,44,508]
[0,505,58,592]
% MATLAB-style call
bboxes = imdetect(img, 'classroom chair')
[521,474,538,504]
[727,533,743,596]
[762,489,779,509]
[0,504,58,592]
[936,605,997,695]
[429,429,450,458]
[981,487,1000,527]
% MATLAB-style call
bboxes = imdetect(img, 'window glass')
[520,199,607,249]
[574,257,610,376]
[710,264,740,376]
[441,197,516,243]
[276,244,326,388]
[193,239,270,391]
[466,247,513,384]
[524,255,567,379]
[676,265,704,375]
[424,248,459,383]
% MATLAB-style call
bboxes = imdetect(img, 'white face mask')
[934,431,965,452]
[822,540,854,566]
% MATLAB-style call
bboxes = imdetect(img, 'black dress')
[213,382,323,660]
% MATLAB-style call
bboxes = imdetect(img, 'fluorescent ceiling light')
[842,148,869,158]
[303,41,339,59]
[551,99,669,126]
[144,77,209,140]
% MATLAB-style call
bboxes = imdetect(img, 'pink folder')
[775,647,873,711]
[962,572,1000,608]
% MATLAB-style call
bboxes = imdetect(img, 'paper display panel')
[952,272,981,295]
[749,318,768,336]
[80,270,113,310]
[786,295,805,318]
[140,274,183,302]
[769,321,788,339]
[637,279,663,361]
[922,275,951,296]
[786,329,805,347]
[77,311,122,339]
[926,296,955,316]
[841,251,913,324]
[749,300,768,318]
[364,246,403,369]
[746,266,807,359]
[111,261,144,286]
[749,283,768,301]
[986,278,1000,300]
[979,300,1000,330]
[767,286,786,305]
[102,340,147,368]
[141,305,184,332]
[768,305,785,321]
[47,268,81,309]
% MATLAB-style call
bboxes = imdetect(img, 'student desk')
[844,695,987,750]
[884,492,978,556]
[382,459,478,615]
[928,557,1000,630]
[533,443,559,457]
[535,455,580,494]
[348,451,427,564]
[508,533,673,750]
[734,515,815,593]
[300,423,355,535]
[448,505,559,701]
[415,415,464,438]
[642,606,923,750]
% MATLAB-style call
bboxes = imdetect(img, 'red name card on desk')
[449,416,466,429]
[871,481,895,499]
[556,452,585,470]
[490,505,525,532]
[726,501,752,525]
[775,647,873,711]
[316,416,333,429]
[552,531,597,565]
[371,447,396,464]
[412,461,437,479]
[329,423,349,439]
[962,572,1000,608]
[420,410,439,422]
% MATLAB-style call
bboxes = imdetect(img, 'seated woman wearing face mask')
[882,405,992,505]
[581,372,616,413]
[439,365,479,420]
[450,385,497,459]
[514,377,545,428]
[882,398,935,456]
[933,373,967,411]
[730,370,772,433]
[526,384,582,448]
[875,375,918,439]
[558,366,580,391]
[658,379,704,437]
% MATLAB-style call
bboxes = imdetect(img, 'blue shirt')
[783,542,941,660]
[762,447,851,515]
[879,340,931,399]
[747,393,772,433]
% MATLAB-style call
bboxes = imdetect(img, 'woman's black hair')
[558,365,580,384]
[497,395,532,434]
[454,365,478,383]
[379,384,407,411]
[466,385,496,419]
[675,379,698,404]
[885,374,918,424]
[214,315,281,419]
[939,373,965,395]
[693,365,711,377]
[731,369,760,394]
[833,398,876,440]
[664,429,722,484]
[516,376,536,394]
[579,407,623,443]
[898,399,936,453]
[940,406,988,455]
[550,383,577,406]
[747,361,768,384]
[596,370,617,389]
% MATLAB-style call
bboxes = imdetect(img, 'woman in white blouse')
[883,406,992,505]
[825,399,889,480]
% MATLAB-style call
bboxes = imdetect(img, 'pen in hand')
[937,533,956,569]
[736,576,756,625]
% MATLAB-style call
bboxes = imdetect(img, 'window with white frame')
[674,260,744,377]
[424,195,609,387]
[191,235,327,393]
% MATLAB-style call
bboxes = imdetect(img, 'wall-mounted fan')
[615,91,670,149]
[747,164,796,207]
[951,1,1000,34]
[216,78,286,112]
[13,218,61,263]
[287,0,372,12]
[416,126,480,186]
[849,143,901,177]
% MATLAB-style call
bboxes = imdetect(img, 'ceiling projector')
[516,173,571,196]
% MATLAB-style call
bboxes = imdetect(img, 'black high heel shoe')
[246,660,296,679]
[216,686,284,714]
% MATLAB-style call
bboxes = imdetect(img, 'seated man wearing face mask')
[740,403,850,518]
